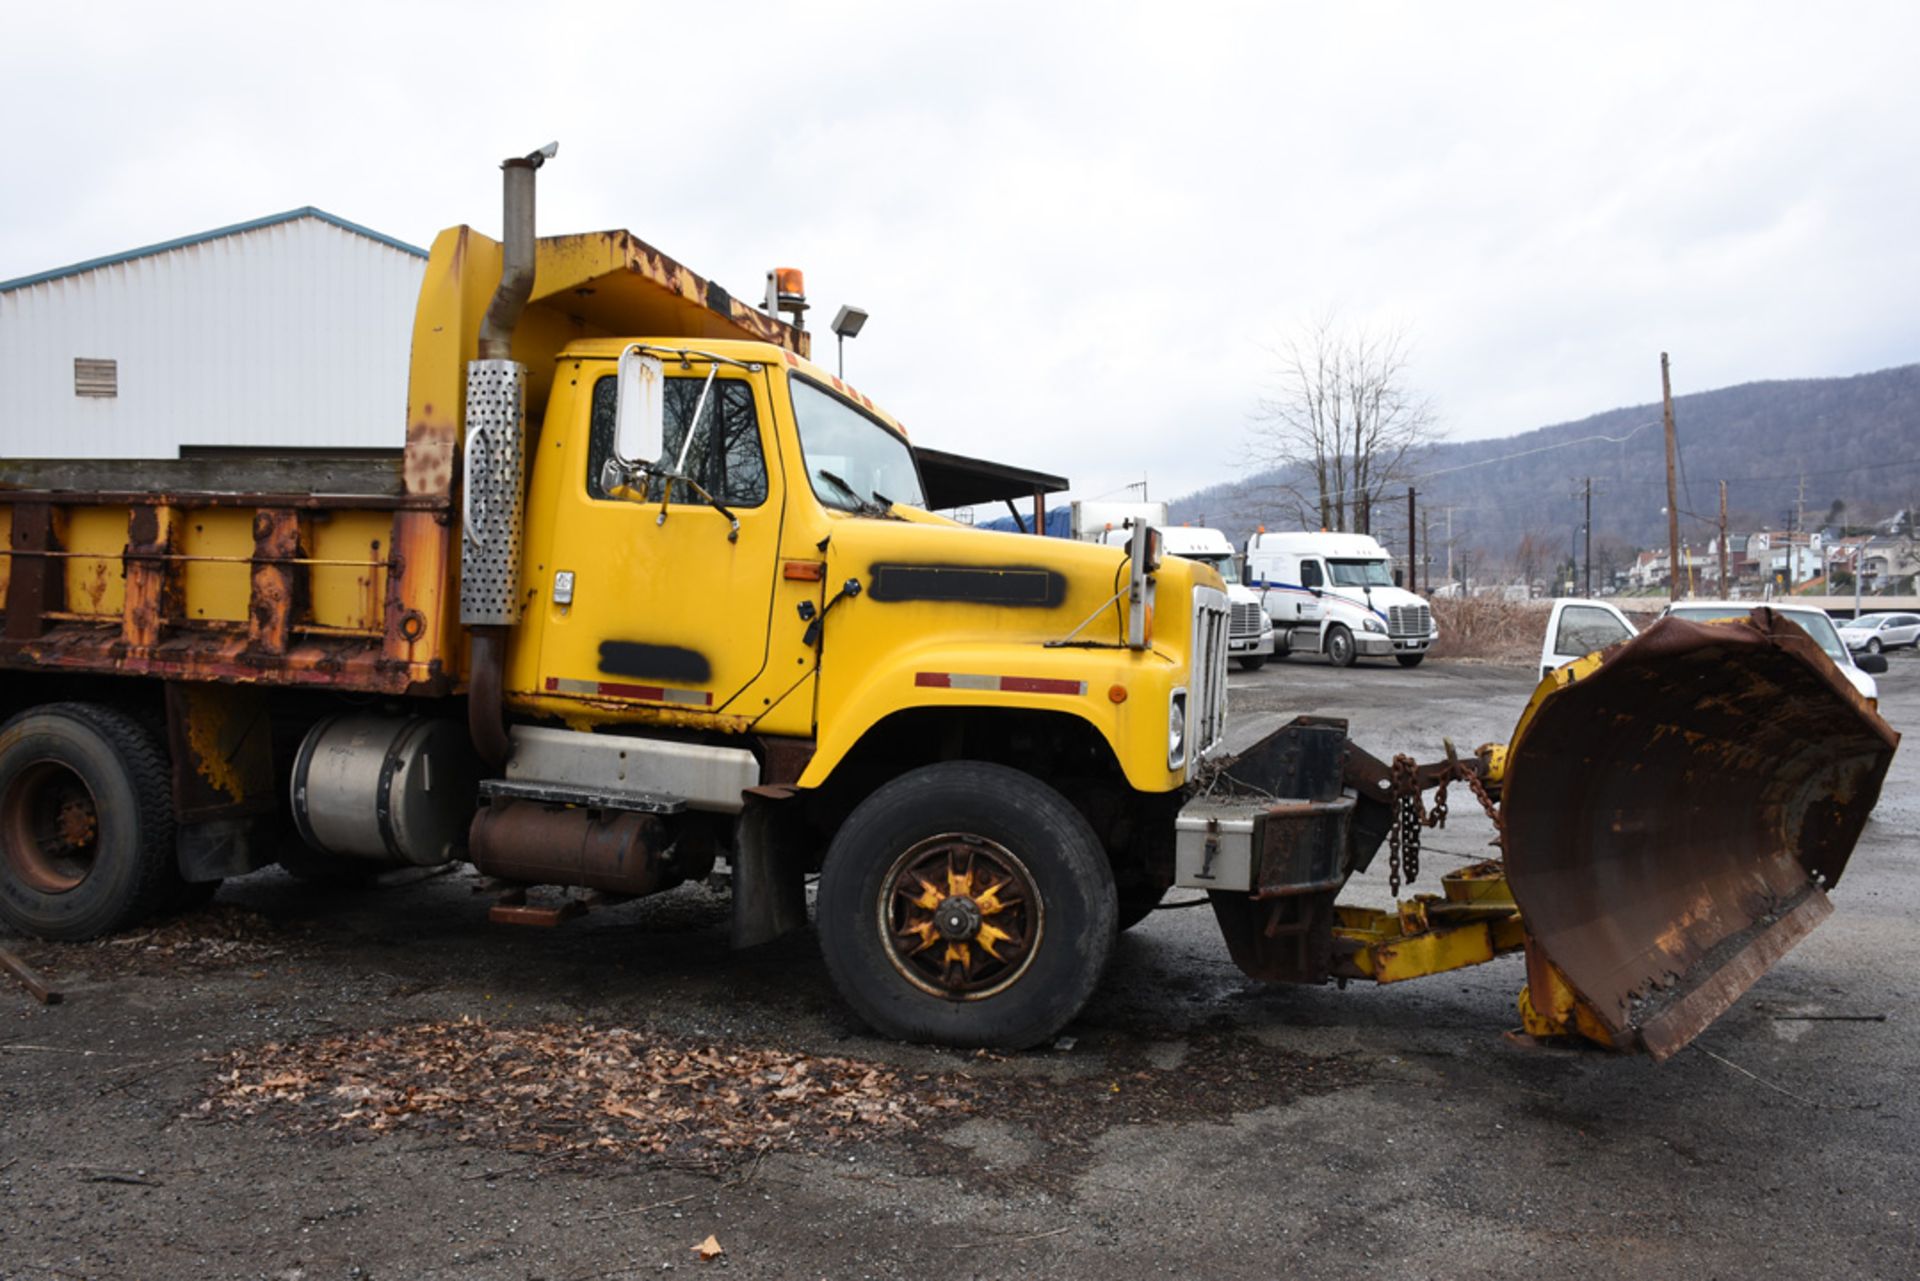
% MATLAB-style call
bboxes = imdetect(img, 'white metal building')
[0,209,427,459]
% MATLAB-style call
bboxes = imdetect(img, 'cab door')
[531,361,797,721]
[1539,599,1636,679]
[1296,558,1327,623]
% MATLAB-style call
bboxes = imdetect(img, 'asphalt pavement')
[2,650,1916,1279]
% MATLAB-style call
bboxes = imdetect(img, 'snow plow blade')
[1501,609,1898,1060]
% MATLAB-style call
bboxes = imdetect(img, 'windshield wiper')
[817,469,889,517]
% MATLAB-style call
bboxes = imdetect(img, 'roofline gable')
[0,207,427,293]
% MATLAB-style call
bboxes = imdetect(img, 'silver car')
[1837,612,1920,655]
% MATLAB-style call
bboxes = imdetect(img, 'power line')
[1594,454,1920,490]
[1285,419,1663,507]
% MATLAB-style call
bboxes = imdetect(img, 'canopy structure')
[914,446,1069,534]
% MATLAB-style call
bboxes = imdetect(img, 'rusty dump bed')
[0,454,457,696]
[1502,610,1899,1060]
[0,221,808,699]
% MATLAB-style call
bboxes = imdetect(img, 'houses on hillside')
[1616,528,1919,596]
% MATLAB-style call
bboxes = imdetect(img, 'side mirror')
[1857,652,1888,675]
[613,349,665,467]
[1126,521,1161,650]
[1393,569,1404,587]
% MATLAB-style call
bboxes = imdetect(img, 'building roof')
[0,207,427,294]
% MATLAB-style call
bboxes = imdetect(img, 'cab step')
[478,777,685,814]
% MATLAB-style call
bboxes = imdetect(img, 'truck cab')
[1244,530,1437,668]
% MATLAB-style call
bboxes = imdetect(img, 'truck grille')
[1230,601,1265,641]
[1388,604,1431,638]
[1189,587,1230,763]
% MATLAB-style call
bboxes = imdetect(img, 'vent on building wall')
[74,357,117,398]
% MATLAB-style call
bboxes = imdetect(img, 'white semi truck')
[1156,526,1275,670]
[1085,516,1275,671]
[1245,531,1437,668]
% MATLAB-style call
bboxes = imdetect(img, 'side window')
[587,373,769,506]
[1557,605,1632,656]
[1299,560,1324,589]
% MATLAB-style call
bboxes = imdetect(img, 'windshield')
[789,377,926,513]
[1328,558,1393,588]
[1184,552,1240,585]
[1669,606,1848,663]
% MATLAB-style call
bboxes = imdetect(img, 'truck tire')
[1396,652,1426,668]
[1236,655,1269,672]
[0,703,180,941]
[818,761,1117,1048]
[1325,625,1357,668]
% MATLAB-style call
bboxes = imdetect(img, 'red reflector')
[1001,676,1086,696]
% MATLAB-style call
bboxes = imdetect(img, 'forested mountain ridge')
[1168,363,1920,577]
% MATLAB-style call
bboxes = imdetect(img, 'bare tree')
[1245,314,1441,534]
[1513,529,1552,596]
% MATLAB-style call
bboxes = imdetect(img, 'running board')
[478,778,685,814]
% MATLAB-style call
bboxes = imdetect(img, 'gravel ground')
[2,648,1916,1280]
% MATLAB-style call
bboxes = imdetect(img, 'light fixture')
[765,267,809,330]
[831,304,869,378]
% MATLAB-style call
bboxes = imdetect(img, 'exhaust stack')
[478,142,557,360]
[462,141,557,769]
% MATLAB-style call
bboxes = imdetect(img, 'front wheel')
[1236,655,1269,672]
[1325,625,1357,668]
[818,761,1117,1048]
[1867,638,1883,655]
[1396,652,1426,668]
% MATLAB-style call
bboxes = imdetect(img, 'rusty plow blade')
[1502,610,1898,1060]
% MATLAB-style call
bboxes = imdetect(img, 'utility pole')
[1420,506,1433,594]
[1445,506,1455,589]
[1718,480,1729,594]
[1662,353,1681,602]
[1583,477,1593,596]
[1406,487,1417,592]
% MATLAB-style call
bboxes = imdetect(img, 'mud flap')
[1502,609,1898,1060]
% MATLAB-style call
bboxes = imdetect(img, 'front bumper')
[1358,632,1435,656]
[1230,630,1276,657]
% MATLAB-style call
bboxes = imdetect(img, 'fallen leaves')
[201,1018,974,1169]
[17,906,292,977]
[694,1234,725,1261]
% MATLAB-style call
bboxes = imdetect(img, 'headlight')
[1168,692,1188,769]
[1260,613,1274,633]
[1363,617,1386,634]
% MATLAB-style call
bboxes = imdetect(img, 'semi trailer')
[0,147,1896,1057]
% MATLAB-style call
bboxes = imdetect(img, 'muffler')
[1500,608,1898,1059]
[470,798,703,897]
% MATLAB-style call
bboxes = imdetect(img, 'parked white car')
[1837,612,1920,654]
[1540,599,1884,703]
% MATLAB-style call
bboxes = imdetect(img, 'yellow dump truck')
[0,148,1897,1055]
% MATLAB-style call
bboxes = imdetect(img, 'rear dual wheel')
[0,704,181,941]
[818,762,1117,1048]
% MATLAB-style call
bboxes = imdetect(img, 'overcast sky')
[5,2,1916,505]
